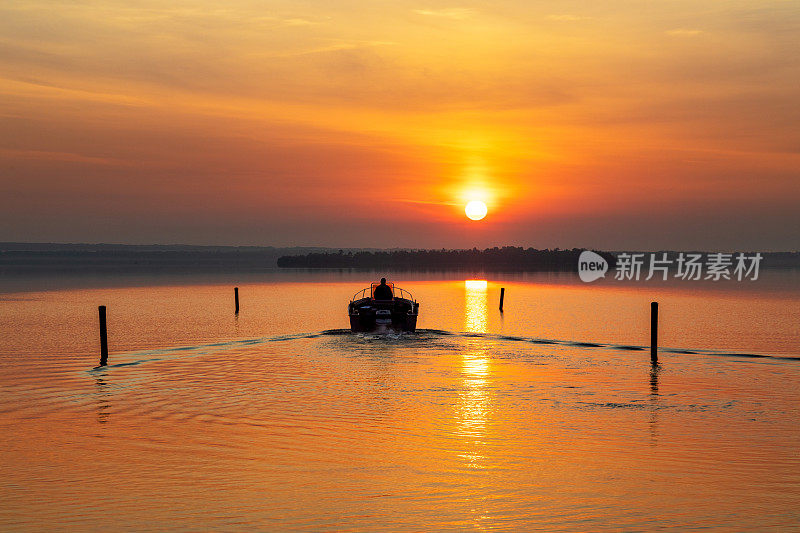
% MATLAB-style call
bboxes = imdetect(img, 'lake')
[1,270,799,530]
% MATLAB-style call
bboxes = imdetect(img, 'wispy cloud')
[282,17,318,26]
[397,199,458,206]
[666,29,704,36]
[266,39,396,59]
[413,8,476,20]
[546,14,589,22]
[0,148,133,167]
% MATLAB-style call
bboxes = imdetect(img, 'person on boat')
[373,278,393,300]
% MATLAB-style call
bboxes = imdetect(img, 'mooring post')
[98,305,108,367]
[234,287,239,314]
[650,301,658,364]
[499,287,505,312]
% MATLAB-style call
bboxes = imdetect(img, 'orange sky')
[0,1,798,249]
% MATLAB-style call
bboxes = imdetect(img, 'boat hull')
[349,312,418,333]
[348,297,419,333]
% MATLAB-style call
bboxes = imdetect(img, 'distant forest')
[2,243,797,274]
[277,247,617,271]
[278,248,800,271]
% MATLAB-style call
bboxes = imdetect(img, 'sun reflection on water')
[463,279,488,333]
[456,280,493,469]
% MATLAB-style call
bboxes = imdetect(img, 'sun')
[465,200,488,221]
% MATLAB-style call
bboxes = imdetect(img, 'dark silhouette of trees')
[277,247,617,271]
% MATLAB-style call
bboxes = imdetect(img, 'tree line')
[277,247,617,271]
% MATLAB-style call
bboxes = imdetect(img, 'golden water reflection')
[457,280,492,469]
[463,279,488,333]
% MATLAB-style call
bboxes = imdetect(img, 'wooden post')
[650,301,658,364]
[98,305,108,367]
[234,287,239,314]
[499,287,505,312]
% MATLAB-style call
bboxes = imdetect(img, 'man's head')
[380,278,387,284]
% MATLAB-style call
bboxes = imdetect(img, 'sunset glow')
[0,1,797,249]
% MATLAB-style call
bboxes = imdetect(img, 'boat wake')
[88,328,799,373]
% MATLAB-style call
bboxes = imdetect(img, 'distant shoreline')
[277,248,800,271]
[2,243,797,274]
[278,248,615,272]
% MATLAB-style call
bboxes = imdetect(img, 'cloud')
[546,14,589,22]
[413,8,475,20]
[0,148,133,167]
[666,29,704,36]
[282,18,318,26]
[0,0,797,248]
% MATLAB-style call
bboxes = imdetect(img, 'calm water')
[1,271,799,531]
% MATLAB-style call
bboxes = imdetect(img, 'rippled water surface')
[1,272,799,530]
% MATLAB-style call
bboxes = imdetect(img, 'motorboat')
[348,281,419,333]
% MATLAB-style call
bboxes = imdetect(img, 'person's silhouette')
[373,278,393,300]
